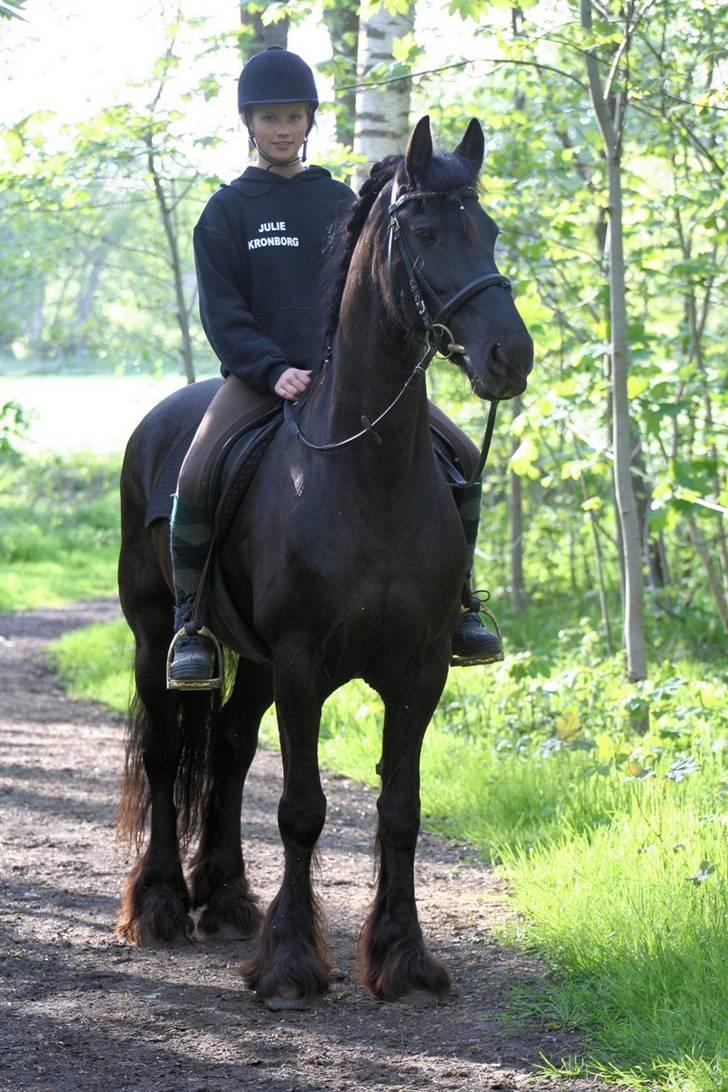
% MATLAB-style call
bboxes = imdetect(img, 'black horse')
[116,116,533,1007]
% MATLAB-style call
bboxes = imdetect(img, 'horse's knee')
[215,713,258,771]
[278,789,326,848]
[377,795,420,849]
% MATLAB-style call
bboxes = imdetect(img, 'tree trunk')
[352,2,414,188]
[72,244,107,358]
[508,396,527,612]
[605,147,647,680]
[322,0,359,147]
[581,0,647,681]
[686,516,728,633]
[145,135,195,384]
[239,1,288,59]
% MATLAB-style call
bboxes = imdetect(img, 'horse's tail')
[116,687,220,851]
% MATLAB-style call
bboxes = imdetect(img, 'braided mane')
[322,155,401,347]
[322,148,481,351]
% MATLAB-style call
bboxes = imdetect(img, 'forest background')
[1,1,727,1089]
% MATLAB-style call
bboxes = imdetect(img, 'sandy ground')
[0,600,617,1092]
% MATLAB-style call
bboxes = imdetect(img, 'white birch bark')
[581,0,647,681]
[352,2,414,189]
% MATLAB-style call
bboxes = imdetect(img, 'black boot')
[451,479,504,667]
[451,605,503,666]
[167,496,221,690]
[168,598,219,687]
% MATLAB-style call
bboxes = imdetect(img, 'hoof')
[191,906,259,942]
[116,912,193,947]
[398,988,448,1008]
[137,918,194,947]
[189,878,262,941]
[265,988,315,1012]
[116,880,192,947]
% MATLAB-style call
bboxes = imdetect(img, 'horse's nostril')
[492,342,509,366]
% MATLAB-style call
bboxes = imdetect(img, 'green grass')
[505,799,728,1090]
[50,619,133,710]
[0,452,120,611]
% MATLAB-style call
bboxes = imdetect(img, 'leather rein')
[284,184,512,484]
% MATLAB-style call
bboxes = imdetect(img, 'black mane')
[321,149,480,351]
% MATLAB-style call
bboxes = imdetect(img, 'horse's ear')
[405,116,433,184]
[453,118,484,174]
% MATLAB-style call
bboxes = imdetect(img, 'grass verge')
[0,452,120,611]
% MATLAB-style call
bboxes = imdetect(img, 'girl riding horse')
[168,46,502,687]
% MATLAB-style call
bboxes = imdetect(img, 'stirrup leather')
[166,625,224,691]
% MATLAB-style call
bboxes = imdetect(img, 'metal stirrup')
[166,626,224,691]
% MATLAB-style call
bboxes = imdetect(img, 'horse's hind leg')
[357,660,451,1002]
[189,658,272,939]
[117,594,193,945]
[242,646,333,1007]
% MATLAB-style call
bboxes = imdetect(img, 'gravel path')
[0,600,614,1092]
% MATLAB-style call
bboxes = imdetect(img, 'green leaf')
[509,438,540,479]
[1,127,24,164]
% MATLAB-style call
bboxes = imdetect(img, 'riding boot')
[167,495,218,688]
[451,479,504,666]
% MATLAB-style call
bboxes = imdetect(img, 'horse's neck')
[307,292,433,476]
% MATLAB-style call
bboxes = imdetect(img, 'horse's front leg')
[189,658,272,939]
[242,645,332,1008]
[357,656,451,1002]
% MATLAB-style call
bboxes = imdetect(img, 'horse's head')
[386,116,534,401]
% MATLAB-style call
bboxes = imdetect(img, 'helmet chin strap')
[249,134,308,169]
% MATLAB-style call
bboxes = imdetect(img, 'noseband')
[387,186,511,359]
[285,182,508,479]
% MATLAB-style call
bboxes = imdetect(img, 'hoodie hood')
[227,165,334,200]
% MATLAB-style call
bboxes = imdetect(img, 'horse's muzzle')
[468,334,534,401]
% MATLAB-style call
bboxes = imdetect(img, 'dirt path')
[0,601,612,1092]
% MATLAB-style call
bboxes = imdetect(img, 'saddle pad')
[144,425,200,527]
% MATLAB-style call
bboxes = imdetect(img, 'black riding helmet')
[238,45,319,129]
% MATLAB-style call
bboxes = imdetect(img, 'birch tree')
[352,1,415,187]
[580,0,647,681]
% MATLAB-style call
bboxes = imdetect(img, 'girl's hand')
[275,367,312,401]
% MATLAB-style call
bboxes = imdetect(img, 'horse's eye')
[412,228,437,245]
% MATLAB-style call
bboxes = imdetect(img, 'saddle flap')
[210,406,283,539]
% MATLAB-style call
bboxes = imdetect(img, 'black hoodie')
[193,165,354,393]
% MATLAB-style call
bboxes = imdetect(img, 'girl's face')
[249,103,310,170]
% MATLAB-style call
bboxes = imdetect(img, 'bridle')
[387,185,511,360]
[284,181,512,482]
